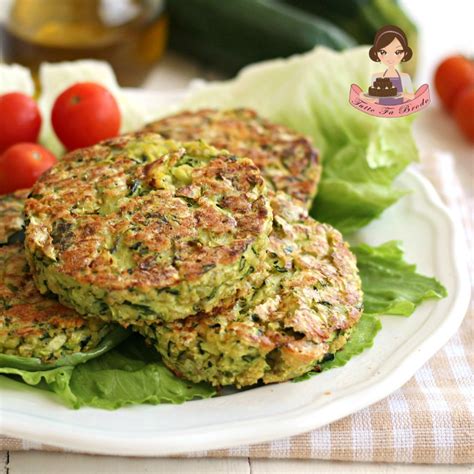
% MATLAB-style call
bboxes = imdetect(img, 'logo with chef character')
[349,25,430,117]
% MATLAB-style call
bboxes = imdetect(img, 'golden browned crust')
[0,243,112,361]
[144,109,321,207]
[0,244,86,331]
[24,133,273,324]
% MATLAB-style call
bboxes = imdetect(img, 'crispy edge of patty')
[24,133,273,324]
[0,188,29,244]
[139,193,363,388]
[144,108,321,208]
[0,243,112,363]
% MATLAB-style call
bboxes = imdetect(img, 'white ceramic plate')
[0,90,470,456]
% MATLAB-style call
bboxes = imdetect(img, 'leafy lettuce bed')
[0,47,447,408]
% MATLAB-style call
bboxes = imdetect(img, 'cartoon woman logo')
[366,26,414,105]
[349,25,430,117]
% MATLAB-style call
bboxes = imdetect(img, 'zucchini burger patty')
[24,133,273,325]
[140,193,363,388]
[144,108,321,208]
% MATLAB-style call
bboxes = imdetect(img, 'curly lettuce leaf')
[353,241,448,316]
[183,46,418,234]
[0,335,215,409]
[0,365,77,404]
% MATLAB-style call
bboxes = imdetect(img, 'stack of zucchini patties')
[0,190,127,370]
[21,109,363,387]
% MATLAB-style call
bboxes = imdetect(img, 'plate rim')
[0,165,470,456]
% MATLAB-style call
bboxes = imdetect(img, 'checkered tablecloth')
[1,152,472,463]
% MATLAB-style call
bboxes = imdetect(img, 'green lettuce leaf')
[353,241,448,316]
[183,46,418,234]
[320,314,382,371]
[67,335,216,409]
[0,335,215,409]
[0,365,77,405]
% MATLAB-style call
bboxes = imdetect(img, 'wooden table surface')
[1,451,473,474]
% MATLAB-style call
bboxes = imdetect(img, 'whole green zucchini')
[167,0,356,75]
[282,0,418,76]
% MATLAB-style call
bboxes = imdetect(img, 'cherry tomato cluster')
[0,82,121,195]
[434,55,474,143]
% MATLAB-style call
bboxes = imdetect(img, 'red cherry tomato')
[434,56,474,111]
[0,93,42,153]
[51,82,121,151]
[0,143,56,195]
[453,87,474,143]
